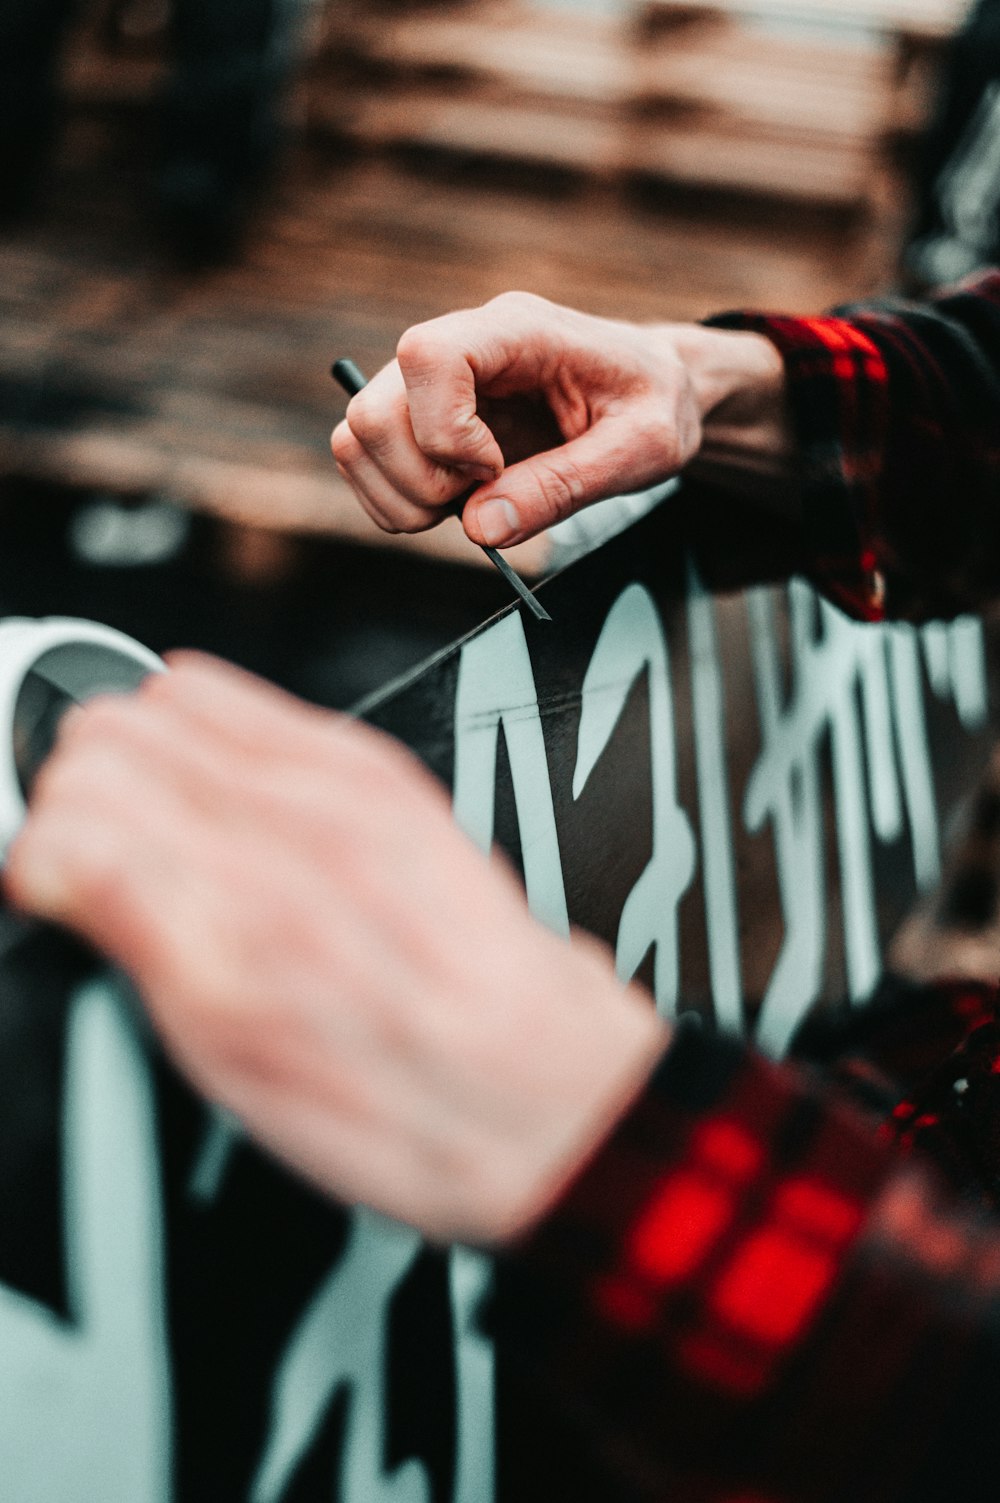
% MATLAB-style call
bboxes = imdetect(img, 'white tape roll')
[0,617,163,860]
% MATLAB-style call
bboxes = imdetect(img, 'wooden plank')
[320,84,874,204]
[325,7,630,104]
[310,0,899,209]
[637,0,968,43]
[635,30,893,140]
[53,0,908,214]
[315,88,623,176]
[322,3,893,142]
[627,125,874,202]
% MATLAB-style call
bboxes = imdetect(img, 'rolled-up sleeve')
[707,271,1000,622]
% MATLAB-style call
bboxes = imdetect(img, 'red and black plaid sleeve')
[706,270,1000,622]
[499,987,1000,1503]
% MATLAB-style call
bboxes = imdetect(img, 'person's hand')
[2,654,668,1245]
[331,292,789,548]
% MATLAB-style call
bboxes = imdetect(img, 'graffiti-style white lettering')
[0,978,171,1502]
[574,583,696,1016]
[687,565,742,1031]
[252,1214,430,1503]
[449,1249,495,1503]
[255,1219,494,1503]
[453,614,569,936]
[744,581,987,1053]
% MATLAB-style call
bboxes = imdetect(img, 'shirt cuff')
[498,1016,896,1484]
[703,310,890,620]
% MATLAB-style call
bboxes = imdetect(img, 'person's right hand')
[331,292,787,548]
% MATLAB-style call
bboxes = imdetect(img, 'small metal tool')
[332,358,551,622]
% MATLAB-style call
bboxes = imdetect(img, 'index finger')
[394,310,516,477]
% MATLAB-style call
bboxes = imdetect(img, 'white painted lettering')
[575,583,696,1017]
[686,564,742,1031]
[0,978,171,1502]
[453,614,569,936]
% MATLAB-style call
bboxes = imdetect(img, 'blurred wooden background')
[0,0,971,574]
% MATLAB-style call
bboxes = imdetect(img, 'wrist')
[487,957,671,1247]
[665,324,785,423]
[658,323,793,496]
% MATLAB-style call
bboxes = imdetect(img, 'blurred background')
[0,0,987,708]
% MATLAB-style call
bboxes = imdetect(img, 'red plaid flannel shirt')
[710,271,1000,623]
[499,273,1000,1502]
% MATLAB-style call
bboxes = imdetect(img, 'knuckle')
[357,494,401,534]
[639,404,680,461]
[65,835,131,916]
[330,421,357,466]
[396,323,442,377]
[390,500,438,534]
[26,752,69,812]
[339,723,434,809]
[639,400,694,471]
[373,740,425,798]
[345,386,391,449]
[53,695,113,749]
[78,689,140,730]
[135,669,174,709]
[58,696,143,761]
[406,503,446,533]
[420,419,466,459]
[656,428,686,473]
[35,733,141,822]
[488,289,546,318]
[344,722,414,788]
[536,456,583,522]
[33,736,100,803]
[2,836,36,907]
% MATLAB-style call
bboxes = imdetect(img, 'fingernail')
[475,497,520,546]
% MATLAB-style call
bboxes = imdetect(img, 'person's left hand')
[2,654,667,1244]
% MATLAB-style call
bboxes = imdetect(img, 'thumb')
[462,409,686,547]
